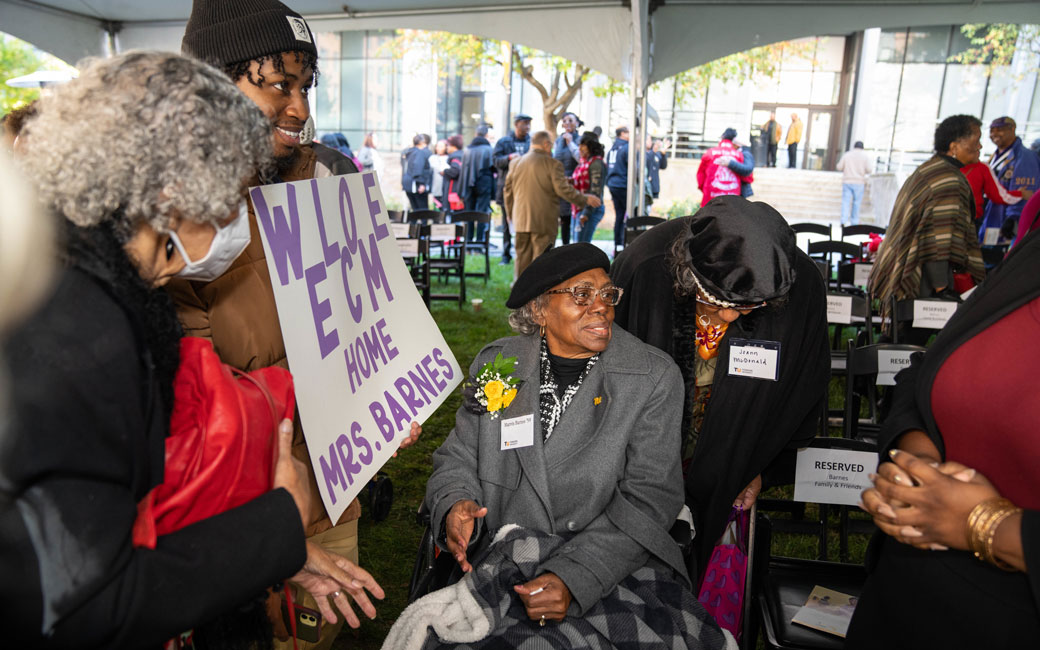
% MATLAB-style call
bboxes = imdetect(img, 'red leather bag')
[133,337,296,549]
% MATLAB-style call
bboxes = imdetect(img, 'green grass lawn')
[335,260,872,649]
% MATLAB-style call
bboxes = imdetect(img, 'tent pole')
[624,0,648,250]
[637,91,649,216]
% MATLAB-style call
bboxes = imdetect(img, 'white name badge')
[391,222,411,239]
[397,238,419,258]
[876,349,915,386]
[500,413,535,450]
[853,263,873,287]
[794,447,877,506]
[983,227,1001,246]
[728,338,780,381]
[430,224,457,241]
[826,294,853,324]
[912,299,957,329]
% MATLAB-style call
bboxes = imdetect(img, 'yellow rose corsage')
[470,353,522,418]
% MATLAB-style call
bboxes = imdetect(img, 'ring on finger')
[333,591,341,598]
[540,615,546,627]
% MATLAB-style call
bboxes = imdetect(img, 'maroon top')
[931,296,1040,510]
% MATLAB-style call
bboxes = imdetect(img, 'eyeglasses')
[545,284,624,306]
[694,294,767,313]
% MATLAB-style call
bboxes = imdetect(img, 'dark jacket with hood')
[1,222,304,648]
[493,131,531,204]
[611,197,830,576]
[441,149,464,210]
[460,136,494,201]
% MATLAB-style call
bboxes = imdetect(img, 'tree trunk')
[514,51,587,134]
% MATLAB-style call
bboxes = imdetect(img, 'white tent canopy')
[3,0,1037,217]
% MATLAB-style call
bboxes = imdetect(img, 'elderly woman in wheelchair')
[386,244,734,650]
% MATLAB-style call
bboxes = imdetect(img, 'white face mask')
[169,202,251,282]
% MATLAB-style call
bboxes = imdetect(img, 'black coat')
[0,223,305,648]
[611,216,830,574]
[492,132,531,203]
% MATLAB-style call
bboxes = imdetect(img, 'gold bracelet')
[966,497,1021,571]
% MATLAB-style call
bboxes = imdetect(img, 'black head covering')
[685,196,796,305]
[506,243,610,308]
[721,128,737,141]
[181,0,317,67]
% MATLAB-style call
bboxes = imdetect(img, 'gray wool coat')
[426,324,688,616]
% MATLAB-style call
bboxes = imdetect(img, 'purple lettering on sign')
[305,262,339,359]
[354,336,372,380]
[338,177,360,256]
[363,327,388,375]
[336,433,361,487]
[359,233,394,312]
[363,173,390,242]
[312,179,341,267]
[339,244,364,324]
[384,389,411,432]
[433,347,456,381]
[394,376,424,418]
[343,343,361,394]
[422,354,445,391]
[369,401,395,443]
[251,186,304,287]
[407,366,435,406]
[377,318,399,362]
[350,420,373,466]
[319,442,345,505]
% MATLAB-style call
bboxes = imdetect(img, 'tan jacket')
[166,145,361,537]
[504,149,587,235]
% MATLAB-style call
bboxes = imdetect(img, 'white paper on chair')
[791,586,858,638]
[983,228,1001,246]
[793,447,876,506]
[853,263,872,287]
[876,349,914,386]
[912,300,957,329]
[397,238,419,258]
[430,224,456,241]
[826,294,853,324]
[391,223,410,239]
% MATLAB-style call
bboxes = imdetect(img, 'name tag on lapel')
[501,413,535,450]
[728,338,781,381]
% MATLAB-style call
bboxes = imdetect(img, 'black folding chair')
[753,437,877,650]
[807,241,860,287]
[842,340,925,441]
[840,224,885,240]
[450,211,492,283]
[624,216,665,246]
[889,296,960,345]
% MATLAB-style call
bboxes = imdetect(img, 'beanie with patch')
[181,0,317,68]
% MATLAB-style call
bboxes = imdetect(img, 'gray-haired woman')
[410,243,732,649]
[0,51,382,648]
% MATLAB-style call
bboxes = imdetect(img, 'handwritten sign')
[794,447,876,506]
[912,299,957,329]
[728,338,780,381]
[250,172,462,521]
[826,294,853,324]
[853,263,872,287]
[876,349,914,386]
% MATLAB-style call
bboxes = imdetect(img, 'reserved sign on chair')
[794,447,877,506]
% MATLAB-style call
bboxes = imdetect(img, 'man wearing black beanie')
[169,2,378,649]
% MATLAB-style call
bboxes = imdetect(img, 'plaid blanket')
[384,525,735,650]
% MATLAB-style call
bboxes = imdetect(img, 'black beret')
[506,243,610,308]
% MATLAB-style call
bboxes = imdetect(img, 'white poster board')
[826,294,853,324]
[391,222,410,239]
[912,300,957,330]
[794,447,877,506]
[250,172,462,521]
[876,349,914,386]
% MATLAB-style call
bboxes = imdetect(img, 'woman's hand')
[272,419,312,528]
[445,499,488,572]
[393,421,422,458]
[513,572,572,623]
[733,474,762,509]
[861,449,1000,551]
[290,542,385,628]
